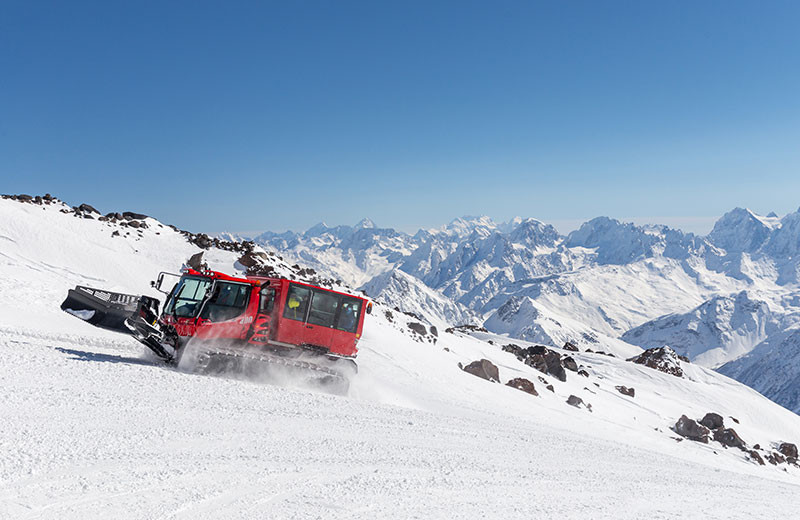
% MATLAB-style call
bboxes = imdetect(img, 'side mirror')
[366,302,373,315]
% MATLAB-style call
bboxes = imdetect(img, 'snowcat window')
[283,284,311,322]
[201,282,250,322]
[259,287,276,314]
[166,277,211,318]
[308,290,340,328]
[336,297,362,333]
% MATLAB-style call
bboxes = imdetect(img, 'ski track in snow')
[2,198,800,519]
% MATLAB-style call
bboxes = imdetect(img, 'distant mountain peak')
[356,218,376,229]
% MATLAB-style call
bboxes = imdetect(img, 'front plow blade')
[61,286,141,332]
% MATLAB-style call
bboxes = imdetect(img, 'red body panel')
[161,270,367,358]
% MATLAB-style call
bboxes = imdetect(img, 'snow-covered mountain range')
[2,195,800,517]
[242,207,800,413]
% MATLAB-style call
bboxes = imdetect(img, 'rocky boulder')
[562,356,578,372]
[699,412,724,430]
[562,341,579,352]
[506,378,538,396]
[187,252,206,271]
[615,385,635,397]
[566,395,591,411]
[629,346,684,377]
[748,450,765,465]
[778,442,798,460]
[674,415,709,443]
[713,428,746,450]
[505,345,569,382]
[462,359,499,383]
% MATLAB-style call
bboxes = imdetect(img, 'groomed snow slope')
[2,198,800,519]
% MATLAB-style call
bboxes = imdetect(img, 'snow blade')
[61,286,142,332]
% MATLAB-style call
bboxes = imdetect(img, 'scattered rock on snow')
[615,385,635,397]
[699,413,724,431]
[629,346,684,377]
[505,345,568,382]
[187,252,206,271]
[506,378,538,396]
[462,359,499,383]
[562,341,579,352]
[562,356,578,372]
[778,442,798,460]
[407,322,429,337]
[546,385,554,392]
[713,428,746,450]
[566,395,592,411]
[767,452,786,465]
[748,450,766,465]
[577,369,589,377]
[674,415,710,443]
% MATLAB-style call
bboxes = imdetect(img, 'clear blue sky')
[2,1,799,234]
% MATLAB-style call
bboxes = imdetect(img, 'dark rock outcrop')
[699,413,724,431]
[629,346,684,377]
[506,378,538,396]
[748,450,765,465]
[778,442,798,460]
[407,322,428,336]
[187,252,205,271]
[462,359,499,383]
[123,211,148,220]
[505,345,570,382]
[674,415,709,443]
[562,342,579,352]
[566,395,592,411]
[615,385,635,397]
[713,428,746,449]
[562,356,578,372]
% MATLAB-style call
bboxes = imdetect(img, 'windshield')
[164,276,211,318]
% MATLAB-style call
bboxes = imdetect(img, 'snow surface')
[2,198,800,518]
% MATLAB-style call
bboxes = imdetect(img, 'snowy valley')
[1,195,800,518]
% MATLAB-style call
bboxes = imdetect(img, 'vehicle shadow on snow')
[55,347,156,367]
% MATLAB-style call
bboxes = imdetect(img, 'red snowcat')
[61,269,371,392]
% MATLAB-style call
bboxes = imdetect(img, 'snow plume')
[177,336,353,396]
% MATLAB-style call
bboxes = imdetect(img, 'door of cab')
[275,283,337,349]
[194,281,254,340]
[276,283,313,346]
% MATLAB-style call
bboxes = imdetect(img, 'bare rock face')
[562,341,579,352]
[505,345,569,382]
[674,415,710,443]
[767,452,786,465]
[78,203,99,214]
[562,356,578,372]
[713,428,746,450]
[629,346,684,377]
[237,250,269,268]
[778,442,798,460]
[123,211,148,220]
[748,450,765,465]
[462,359,499,383]
[407,322,428,337]
[566,395,592,411]
[187,252,206,271]
[615,385,635,397]
[506,378,538,396]
[699,412,724,431]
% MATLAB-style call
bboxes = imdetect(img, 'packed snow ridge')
[2,194,800,518]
